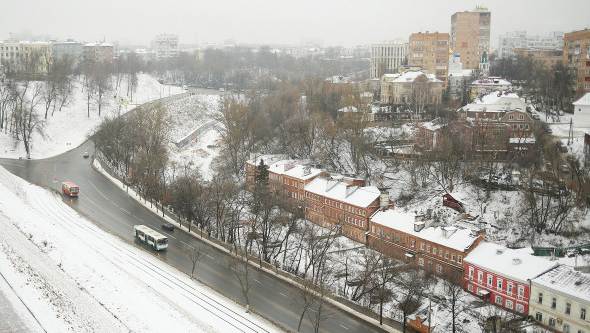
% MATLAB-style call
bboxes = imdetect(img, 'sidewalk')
[92,158,402,333]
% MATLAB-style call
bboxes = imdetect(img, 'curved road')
[0,140,391,333]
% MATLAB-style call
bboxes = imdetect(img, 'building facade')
[304,176,383,243]
[368,209,483,278]
[563,29,590,94]
[51,40,83,64]
[370,41,408,79]
[498,31,564,59]
[464,242,558,315]
[450,6,491,71]
[514,48,564,69]
[152,34,179,60]
[530,265,590,333]
[380,71,444,108]
[83,43,114,64]
[408,32,450,84]
[470,77,512,100]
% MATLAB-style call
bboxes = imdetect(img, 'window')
[549,318,556,327]
[451,254,456,262]
[566,302,571,315]
[487,275,493,287]
[418,258,425,266]
[518,286,524,299]
[468,267,474,280]
[497,279,503,290]
[516,303,525,313]
[432,247,437,255]
[563,324,570,333]
[458,256,462,263]
[582,308,586,320]
[420,243,425,251]
[495,295,502,304]
[468,284,473,292]
[506,300,513,310]
[551,297,556,309]
[478,271,483,283]
[538,293,543,304]
[535,312,543,321]
[507,283,513,295]
[436,264,442,274]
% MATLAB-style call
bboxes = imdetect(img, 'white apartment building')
[530,265,590,333]
[498,31,564,59]
[370,40,408,79]
[152,34,179,60]
[0,41,51,73]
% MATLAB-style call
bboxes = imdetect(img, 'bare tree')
[228,249,252,312]
[188,245,204,279]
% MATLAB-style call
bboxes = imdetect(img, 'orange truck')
[62,181,80,197]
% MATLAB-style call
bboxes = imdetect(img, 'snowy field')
[165,93,222,180]
[0,165,282,333]
[0,74,183,160]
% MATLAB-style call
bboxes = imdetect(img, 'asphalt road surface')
[0,140,393,333]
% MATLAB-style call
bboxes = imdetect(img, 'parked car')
[82,151,90,158]
[161,223,174,232]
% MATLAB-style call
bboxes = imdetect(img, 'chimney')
[512,258,522,265]
[303,166,311,176]
[414,221,425,233]
[379,193,390,211]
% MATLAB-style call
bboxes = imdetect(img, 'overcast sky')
[1,0,589,47]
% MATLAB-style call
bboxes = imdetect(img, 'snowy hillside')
[0,166,281,333]
[0,74,183,160]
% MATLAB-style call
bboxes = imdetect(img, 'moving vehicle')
[134,225,168,251]
[62,181,80,197]
[161,223,174,232]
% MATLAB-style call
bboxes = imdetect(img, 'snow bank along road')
[0,165,281,332]
[0,142,388,333]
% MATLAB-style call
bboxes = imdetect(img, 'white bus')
[134,225,168,251]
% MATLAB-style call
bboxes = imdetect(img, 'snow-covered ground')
[165,93,222,180]
[0,74,183,160]
[0,165,281,333]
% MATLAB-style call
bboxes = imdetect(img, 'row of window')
[420,242,463,263]
[468,267,525,298]
[535,312,585,333]
[537,292,586,320]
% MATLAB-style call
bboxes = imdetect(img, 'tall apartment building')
[450,6,491,71]
[498,31,563,59]
[370,40,408,79]
[152,34,179,60]
[408,32,450,84]
[563,28,590,94]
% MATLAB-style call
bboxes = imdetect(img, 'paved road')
[0,141,391,333]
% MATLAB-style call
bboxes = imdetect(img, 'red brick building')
[463,242,558,315]
[304,176,384,243]
[415,120,446,151]
[368,209,483,278]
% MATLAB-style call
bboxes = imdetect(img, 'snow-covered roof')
[370,209,480,252]
[419,120,445,131]
[471,77,512,86]
[267,159,298,175]
[573,92,590,106]
[532,265,590,303]
[475,92,522,105]
[246,154,288,167]
[283,164,324,181]
[465,242,558,283]
[391,71,441,83]
[338,106,359,113]
[509,137,536,144]
[305,177,381,208]
[460,95,526,114]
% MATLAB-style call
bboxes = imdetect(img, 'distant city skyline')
[1,0,589,48]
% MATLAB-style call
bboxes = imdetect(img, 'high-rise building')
[152,34,179,60]
[450,6,491,71]
[498,31,563,59]
[370,40,408,79]
[408,32,449,84]
[563,28,590,94]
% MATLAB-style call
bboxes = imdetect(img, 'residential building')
[573,93,590,129]
[514,48,564,69]
[152,34,179,60]
[83,43,114,63]
[464,242,558,314]
[447,53,473,103]
[498,31,564,59]
[470,77,512,100]
[245,154,288,192]
[370,41,408,79]
[281,165,326,204]
[368,209,483,278]
[51,40,83,64]
[563,29,590,94]
[408,32,450,84]
[0,41,52,74]
[450,6,491,71]
[530,265,590,333]
[304,176,383,243]
[415,119,446,151]
[380,71,444,109]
